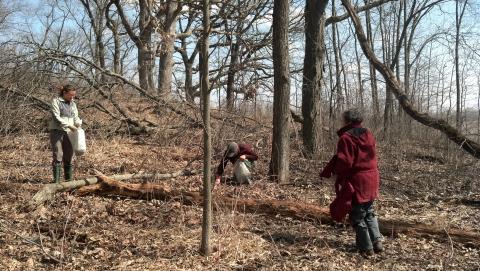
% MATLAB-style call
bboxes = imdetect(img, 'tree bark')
[105,2,121,74]
[115,0,155,93]
[157,1,181,98]
[332,0,345,114]
[352,22,364,109]
[199,0,212,256]
[341,0,480,159]
[455,0,468,131]
[29,169,201,210]
[364,0,380,120]
[301,0,328,157]
[226,42,240,111]
[77,175,480,248]
[270,0,290,183]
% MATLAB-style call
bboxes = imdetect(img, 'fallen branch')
[77,174,480,248]
[29,169,201,210]
[341,0,480,159]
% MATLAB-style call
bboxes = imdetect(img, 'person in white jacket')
[49,84,82,183]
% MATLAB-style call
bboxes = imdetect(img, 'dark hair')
[60,84,76,95]
[342,108,363,124]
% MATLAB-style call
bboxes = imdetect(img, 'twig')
[0,219,62,263]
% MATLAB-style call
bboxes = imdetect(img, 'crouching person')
[320,109,383,257]
[49,84,82,183]
[214,142,258,186]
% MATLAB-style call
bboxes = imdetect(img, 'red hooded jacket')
[320,123,380,221]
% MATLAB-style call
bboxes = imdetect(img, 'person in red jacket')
[214,142,258,186]
[320,109,383,257]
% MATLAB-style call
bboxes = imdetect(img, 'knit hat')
[226,142,239,158]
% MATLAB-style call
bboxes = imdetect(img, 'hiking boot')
[360,249,374,258]
[53,163,61,183]
[64,164,73,182]
[373,241,384,253]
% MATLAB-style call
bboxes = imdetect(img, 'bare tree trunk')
[115,0,155,92]
[342,0,480,159]
[157,1,181,98]
[139,0,155,92]
[105,6,121,74]
[199,0,212,256]
[455,0,468,131]
[270,0,290,183]
[379,5,393,131]
[332,0,344,115]
[80,0,106,79]
[364,0,380,119]
[403,0,410,107]
[326,48,336,123]
[301,0,328,157]
[179,39,199,102]
[352,22,365,109]
[477,76,480,142]
[226,42,240,111]
[185,62,194,101]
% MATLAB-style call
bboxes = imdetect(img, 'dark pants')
[50,129,73,165]
[350,201,381,251]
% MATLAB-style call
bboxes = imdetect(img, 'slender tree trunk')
[326,47,335,123]
[185,62,194,102]
[379,5,393,131]
[352,22,364,109]
[455,0,468,131]
[403,0,410,107]
[364,0,380,119]
[332,0,344,115]
[270,0,290,183]
[426,43,432,113]
[109,23,121,74]
[301,0,328,157]
[200,0,212,256]
[157,1,180,98]
[80,0,106,79]
[179,38,198,102]
[477,76,480,142]
[199,0,212,256]
[226,42,240,111]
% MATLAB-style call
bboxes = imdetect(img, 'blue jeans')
[350,201,381,251]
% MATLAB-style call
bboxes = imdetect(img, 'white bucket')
[68,128,87,156]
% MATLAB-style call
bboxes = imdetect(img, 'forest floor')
[0,129,479,271]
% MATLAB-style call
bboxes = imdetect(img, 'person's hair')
[342,108,363,124]
[60,84,76,96]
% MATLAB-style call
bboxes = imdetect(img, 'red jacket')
[215,143,258,177]
[320,123,380,221]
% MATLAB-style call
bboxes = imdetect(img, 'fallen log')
[29,169,200,210]
[30,177,99,210]
[77,174,480,248]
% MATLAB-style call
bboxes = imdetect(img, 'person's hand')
[68,125,77,131]
[74,123,81,128]
[239,155,246,160]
